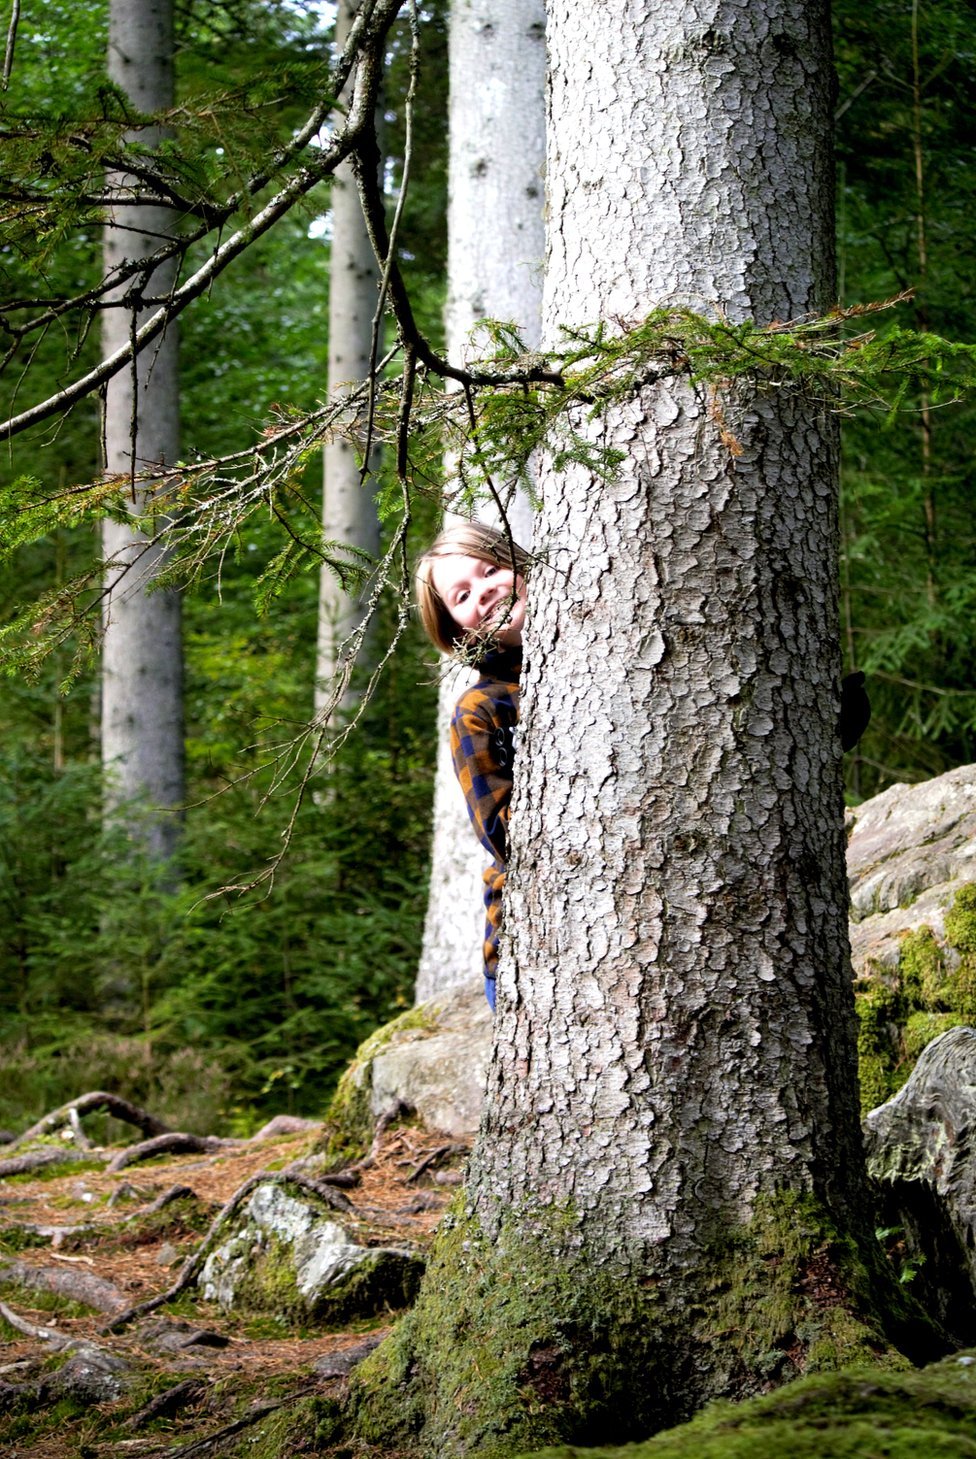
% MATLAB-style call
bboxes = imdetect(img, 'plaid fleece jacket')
[450,648,521,984]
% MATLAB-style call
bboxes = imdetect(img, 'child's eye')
[457,590,468,603]
[485,565,497,576]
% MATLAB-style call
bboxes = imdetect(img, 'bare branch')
[0,0,408,440]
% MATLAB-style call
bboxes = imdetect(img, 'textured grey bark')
[314,0,381,725]
[414,0,544,1001]
[100,0,183,864]
[473,0,860,1261]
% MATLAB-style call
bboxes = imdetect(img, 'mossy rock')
[198,1180,424,1326]
[316,1003,436,1167]
[897,926,946,1009]
[903,1010,966,1063]
[945,885,976,957]
[856,884,976,1117]
[316,983,491,1166]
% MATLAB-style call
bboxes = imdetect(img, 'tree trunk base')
[341,1192,945,1458]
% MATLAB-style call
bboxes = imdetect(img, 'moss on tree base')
[339,1190,943,1459]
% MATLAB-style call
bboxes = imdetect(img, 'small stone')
[178,1328,230,1349]
[108,1182,145,1207]
[313,1333,385,1378]
[155,1241,180,1267]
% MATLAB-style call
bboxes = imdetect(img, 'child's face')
[430,553,526,648]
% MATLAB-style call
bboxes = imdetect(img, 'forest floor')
[0,1115,462,1458]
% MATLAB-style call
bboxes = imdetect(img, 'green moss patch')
[523,1355,976,1458]
[855,884,976,1115]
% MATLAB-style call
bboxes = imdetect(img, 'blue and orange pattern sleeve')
[450,685,516,866]
[449,659,521,985]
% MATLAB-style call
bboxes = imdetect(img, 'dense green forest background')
[0,0,973,1136]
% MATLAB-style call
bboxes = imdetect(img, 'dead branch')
[67,1107,94,1151]
[12,1091,171,1150]
[407,1143,470,1182]
[0,0,408,443]
[0,1258,127,1314]
[105,1132,237,1175]
[103,1170,354,1333]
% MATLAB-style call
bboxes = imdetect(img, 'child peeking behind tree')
[415,522,530,1011]
[415,521,870,1013]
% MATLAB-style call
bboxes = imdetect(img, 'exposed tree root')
[0,1148,93,1178]
[127,1376,207,1430]
[250,1115,321,1140]
[156,1385,318,1457]
[10,1092,171,1150]
[6,1191,194,1248]
[0,1299,72,1347]
[105,1132,237,1174]
[407,1142,469,1182]
[137,1183,199,1214]
[0,1257,127,1314]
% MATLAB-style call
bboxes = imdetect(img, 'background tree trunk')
[354,0,939,1450]
[314,0,381,728]
[415,0,545,1002]
[101,0,183,867]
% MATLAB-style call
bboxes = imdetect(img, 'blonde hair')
[415,521,530,654]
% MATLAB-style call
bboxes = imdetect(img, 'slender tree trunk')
[101,0,183,867]
[353,1,939,1451]
[415,0,544,1001]
[314,0,381,727]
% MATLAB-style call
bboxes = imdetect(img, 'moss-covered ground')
[522,1355,976,1459]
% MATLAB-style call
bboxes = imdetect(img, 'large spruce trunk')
[101,0,184,866]
[351,1,941,1453]
[482,0,855,1245]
